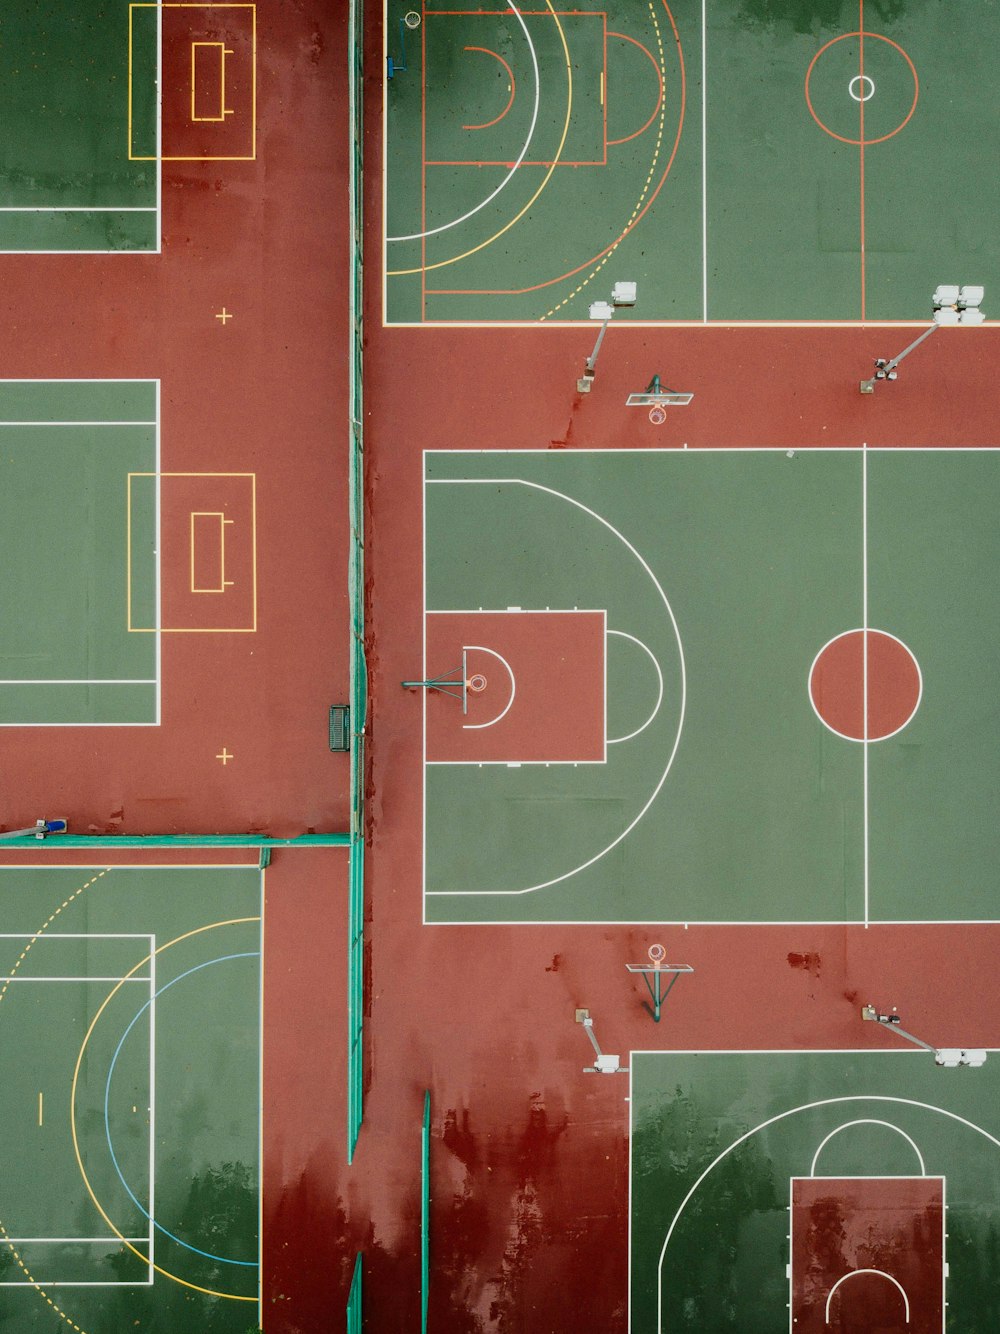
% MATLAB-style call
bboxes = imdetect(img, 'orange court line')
[426,0,683,297]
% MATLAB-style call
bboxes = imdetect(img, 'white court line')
[701,0,708,322]
[154,379,162,726]
[808,1118,926,1177]
[654,1089,1000,1334]
[0,680,157,686]
[0,421,157,427]
[0,976,150,983]
[461,645,516,730]
[147,932,156,1278]
[862,443,869,927]
[825,1271,910,1325]
[0,208,157,213]
[606,630,664,745]
[425,478,685,896]
[385,1,541,242]
[5,1237,149,1244]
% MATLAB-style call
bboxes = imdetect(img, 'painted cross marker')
[215,307,233,325]
[216,748,234,765]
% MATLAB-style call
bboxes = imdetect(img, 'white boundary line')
[257,864,265,1322]
[701,0,708,322]
[862,442,870,927]
[154,378,162,725]
[155,0,163,255]
[606,630,664,745]
[808,1118,927,1177]
[424,478,685,896]
[385,1,542,243]
[628,1052,1000,1334]
[147,932,156,1278]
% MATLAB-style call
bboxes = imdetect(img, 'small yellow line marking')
[216,748,234,765]
[215,307,233,324]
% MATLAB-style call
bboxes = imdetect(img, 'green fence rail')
[347,0,367,1165]
[346,1252,363,1333]
[421,1090,431,1332]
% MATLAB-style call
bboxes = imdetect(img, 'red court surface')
[353,7,1000,1332]
[423,610,606,762]
[0,2,349,840]
[790,1176,944,1332]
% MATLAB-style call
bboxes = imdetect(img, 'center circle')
[805,32,919,145]
[809,629,922,741]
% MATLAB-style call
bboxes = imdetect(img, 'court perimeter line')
[424,476,685,897]
[652,1089,1000,1334]
[862,440,870,927]
[701,0,707,321]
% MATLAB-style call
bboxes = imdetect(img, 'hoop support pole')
[625,963,693,1022]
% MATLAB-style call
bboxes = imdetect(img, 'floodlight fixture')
[576,1009,629,1074]
[577,282,638,392]
[860,283,985,392]
[863,1005,987,1068]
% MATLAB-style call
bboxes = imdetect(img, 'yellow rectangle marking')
[128,4,257,161]
[190,510,234,592]
[191,42,231,122]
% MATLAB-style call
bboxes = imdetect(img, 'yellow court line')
[70,917,261,1303]
[127,472,257,633]
[129,4,257,161]
[387,0,574,277]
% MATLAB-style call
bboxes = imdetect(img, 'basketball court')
[383,0,1000,322]
[0,1,257,253]
[0,860,262,1330]
[630,1049,1000,1331]
[421,446,1000,924]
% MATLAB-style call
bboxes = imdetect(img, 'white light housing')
[959,307,986,325]
[595,1054,622,1074]
[962,1049,988,1067]
[958,285,985,309]
[935,1048,963,1067]
[933,285,960,307]
[589,300,614,321]
[611,281,638,307]
[933,306,961,325]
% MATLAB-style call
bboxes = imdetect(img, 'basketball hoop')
[648,405,667,426]
[467,673,487,693]
[648,942,667,968]
[404,10,421,26]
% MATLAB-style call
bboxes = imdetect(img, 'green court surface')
[0,4,158,252]
[630,1049,1000,1332]
[0,863,261,1331]
[383,0,1000,323]
[423,448,1000,925]
[0,380,159,726]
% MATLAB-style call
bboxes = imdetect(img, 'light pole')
[577,282,637,393]
[860,285,985,393]
[861,1005,987,1067]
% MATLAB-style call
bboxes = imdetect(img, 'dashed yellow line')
[0,867,111,1334]
[543,0,666,319]
[387,0,573,277]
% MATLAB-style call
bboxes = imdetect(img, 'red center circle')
[809,629,921,741]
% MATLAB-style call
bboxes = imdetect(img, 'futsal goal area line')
[0,930,156,1288]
